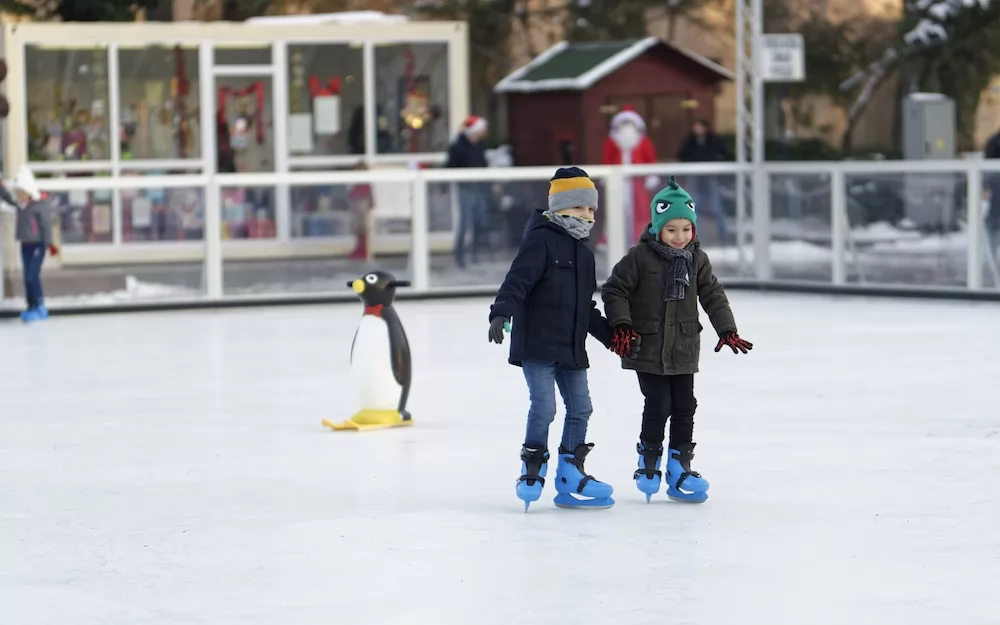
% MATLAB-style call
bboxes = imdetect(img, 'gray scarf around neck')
[647,240,693,301]
[545,211,594,240]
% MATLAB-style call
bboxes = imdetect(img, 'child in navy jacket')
[488,167,616,511]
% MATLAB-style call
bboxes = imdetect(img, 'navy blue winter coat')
[489,210,613,369]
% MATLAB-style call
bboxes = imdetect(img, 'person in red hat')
[601,106,660,245]
[446,115,490,268]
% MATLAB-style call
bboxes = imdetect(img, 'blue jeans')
[522,360,593,451]
[455,188,487,266]
[20,243,46,309]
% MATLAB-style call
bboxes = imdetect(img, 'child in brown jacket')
[601,178,752,503]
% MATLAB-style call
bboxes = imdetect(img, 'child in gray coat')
[0,165,58,322]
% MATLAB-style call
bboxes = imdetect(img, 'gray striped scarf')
[647,240,693,301]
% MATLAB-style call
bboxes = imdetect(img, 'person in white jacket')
[0,165,58,322]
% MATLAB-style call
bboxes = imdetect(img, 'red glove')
[611,325,641,359]
[715,331,753,354]
[48,244,59,256]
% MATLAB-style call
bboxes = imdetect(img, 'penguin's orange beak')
[351,279,365,293]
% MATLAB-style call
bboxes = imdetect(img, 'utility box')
[902,93,958,230]
[903,93,956,159]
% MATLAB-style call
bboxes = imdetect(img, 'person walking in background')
[677,118,731,245]
[0,164,59,322]
[446,115,489,268]
[984,126,1000,253]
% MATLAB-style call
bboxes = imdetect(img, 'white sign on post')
[760,34,805,82]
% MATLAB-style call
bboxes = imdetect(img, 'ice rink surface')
[2,292,999,625]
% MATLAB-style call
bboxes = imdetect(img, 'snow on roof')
[495,37,734,93]
[245,11,409,26]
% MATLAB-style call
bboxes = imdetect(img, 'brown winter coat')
[601,230,736,375]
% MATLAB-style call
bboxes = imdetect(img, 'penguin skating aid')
[322,271,414,432]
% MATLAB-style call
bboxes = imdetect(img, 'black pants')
[637,372,697,448]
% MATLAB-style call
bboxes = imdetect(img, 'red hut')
[495,37,733,166]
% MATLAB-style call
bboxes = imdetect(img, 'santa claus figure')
[601,105,660,244]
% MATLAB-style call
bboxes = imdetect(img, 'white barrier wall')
[3,159,1000,310]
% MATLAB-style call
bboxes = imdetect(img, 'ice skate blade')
[666,487,708,504]
[553,493,615,510]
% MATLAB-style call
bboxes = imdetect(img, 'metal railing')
[3,159,1000,313]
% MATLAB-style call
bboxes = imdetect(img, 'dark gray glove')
[489,316,510,344]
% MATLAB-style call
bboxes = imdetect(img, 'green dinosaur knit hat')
[650,176,697,236]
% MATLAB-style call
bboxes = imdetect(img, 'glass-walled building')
[0,16,468,266]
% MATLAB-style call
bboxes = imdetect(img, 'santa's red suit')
[601,106,660,244]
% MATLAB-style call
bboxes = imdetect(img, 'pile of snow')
[2,276,194,309]
[702,240,833,265]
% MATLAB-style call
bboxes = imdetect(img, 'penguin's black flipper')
[350,327,359,364]
[382,307,412,414]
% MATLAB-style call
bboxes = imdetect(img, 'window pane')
[48,189,115,244]
[221,186,276,240]
[374,43,450,154]
[120,185,205,242]
[216,76,274,173]
[118,45,201,160]
[287,43,364,157]
[26,45,111,162]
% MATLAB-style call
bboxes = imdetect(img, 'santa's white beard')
[612,124,641,151]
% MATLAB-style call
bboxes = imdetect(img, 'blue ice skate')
[36,301,49,320]
[20,308,41,323]
[516,446,549,511]
[665,443,709,503]
[553,443,614,509]
[634,440,663,503]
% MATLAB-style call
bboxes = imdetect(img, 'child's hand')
[48,244,59,256]
[611,325,641,359]
[715,331,752,354]
[489,316,510,344]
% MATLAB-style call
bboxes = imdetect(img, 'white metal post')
[966,164,983,289]
[603,169,626,274]
[409,173,430,292]
[363,41,376,165]
[204,177,223,299]
[199,41,223,299]
[830,169,847,284]
[108,42,123,248]
[272,41,291,243]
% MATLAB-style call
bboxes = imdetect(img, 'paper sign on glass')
[313,96,340,135]
[131,197,152,228]
[288,113,313,153]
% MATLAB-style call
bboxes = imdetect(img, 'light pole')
[735,0,766,278]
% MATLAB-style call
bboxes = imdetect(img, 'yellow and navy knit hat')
[548,167,599,213]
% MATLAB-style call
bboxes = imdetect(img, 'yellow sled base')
[322,409,413,432]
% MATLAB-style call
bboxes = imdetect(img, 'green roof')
[518,40,640,82]
[495,37,734,93]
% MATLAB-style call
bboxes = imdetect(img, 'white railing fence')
[3,159,1000,310]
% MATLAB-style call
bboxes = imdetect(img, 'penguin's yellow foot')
[321,410,414,432]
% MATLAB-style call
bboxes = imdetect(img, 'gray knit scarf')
[647,240,693,301]
[544,211,594,240]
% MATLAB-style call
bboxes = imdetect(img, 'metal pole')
[751,0,764,166]
[750,0,771,280]
[735,0,748,274]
